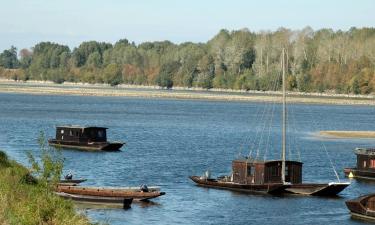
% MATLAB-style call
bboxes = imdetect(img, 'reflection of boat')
[346,193,375,221]
[56,185,165,201]
[344,148,375,180]
[48,125,124,151]
[55,192,133,209]
[190,49,350,196]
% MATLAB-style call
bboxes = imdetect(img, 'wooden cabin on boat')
[48,125,124,151]
[346,193,375,221]
[344,148,375,179]
[232,159,303,184]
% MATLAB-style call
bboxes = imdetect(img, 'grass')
[0,150,93,225]
[319,131,375,138]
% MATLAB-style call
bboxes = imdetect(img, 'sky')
[0,0,374,51]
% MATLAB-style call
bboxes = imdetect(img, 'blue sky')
[0,0,374,51]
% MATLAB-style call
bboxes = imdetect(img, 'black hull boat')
[190,176,349,196]
[48,140,124,151]
[346,193,375,221]
[48,125,124,151]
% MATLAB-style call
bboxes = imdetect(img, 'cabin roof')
[56,125,108,130]
[355,148,375,156]
[233,158,303,165]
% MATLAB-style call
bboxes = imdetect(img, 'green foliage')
[1,27,375,93]
[27,132,64,186]
[0,150,92,225]
[0,46,19,69]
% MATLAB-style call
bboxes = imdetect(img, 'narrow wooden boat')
[56,185,165,201]
[190,49,350,196]
[344,148,375,180]
[48,125,124,151]
[55,192,133,209]
[346,193,375,221]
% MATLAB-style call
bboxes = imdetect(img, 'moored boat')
[190,49,350,196]
[48,125,124,151]
[344,148,375,180]
[56,185,165,201]
[346,193,375,221]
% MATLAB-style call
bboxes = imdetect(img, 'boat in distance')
[344,148,375,180]
[56,185,165,201]
[190,49,350,196]
[346,193,375,221]
[48,125,124,151]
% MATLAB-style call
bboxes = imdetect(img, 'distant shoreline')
[318,131,375,139]
[0,79,374,105]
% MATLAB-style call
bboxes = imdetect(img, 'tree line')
[1,27,375,94]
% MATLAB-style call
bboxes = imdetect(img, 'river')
[0,92,374,225]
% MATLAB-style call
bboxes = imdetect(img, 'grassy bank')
[0,80,374,105]
[0,151,92,225]
[319,131,375,138]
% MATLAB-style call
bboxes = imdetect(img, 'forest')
[0,27,375,94]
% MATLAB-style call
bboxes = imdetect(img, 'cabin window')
[247,166,254,176]
[98,130,104,138]
[285,166,289,176]
[60,130,64,134]
[69,130,73,136]
[370,159,375,168]
[271,166,278,176]
[364,161,367,168]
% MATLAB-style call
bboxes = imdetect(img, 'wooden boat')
[56,185,165,201]
[55,192,133,209]
[344,148,375,180]
[190,49,350,196]
[48,125,124,151]
[346,193,375,221]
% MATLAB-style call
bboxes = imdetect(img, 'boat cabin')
[55,126,108,143]
[232,159,302,184]
[355,148,375,172]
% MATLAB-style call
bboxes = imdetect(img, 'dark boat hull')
[189,176,287,195]
[346,194,375,221]
[344,168,375,180]
[48,139,124,151]
[55,192,133,208]
[284,183,350,196]
[190,176,349,196]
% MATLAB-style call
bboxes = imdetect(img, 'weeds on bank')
[0,132,93,225]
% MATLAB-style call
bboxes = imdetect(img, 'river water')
[0,92,374,225]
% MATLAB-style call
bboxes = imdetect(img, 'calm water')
[0,92,375,225]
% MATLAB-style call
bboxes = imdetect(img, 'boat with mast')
[190,48,350,196]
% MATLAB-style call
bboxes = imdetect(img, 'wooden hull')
[189,176,287,195]
[344,168,375,180]
[59,179,87,184]
[56,185,165,201]
[190,176,349,196]
[284,183,350,196]
[346,194,375,221]
[48,139,124,151]
[55,192,133,208]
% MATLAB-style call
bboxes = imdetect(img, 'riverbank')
[319,131,375,139]
[0,150,92,225]
[0,79,374,105]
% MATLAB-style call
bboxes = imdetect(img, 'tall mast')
[281,48,286,184]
